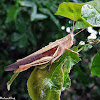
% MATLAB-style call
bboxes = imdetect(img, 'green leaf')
[27,46,81,100]
[27,52,66,100]
[7,73,19,91]
[34,14,47,21]
[62,47,81,91]
[20,1,48,21]
[27,64,63,100]
[88,0,100,12]
[55,1,100,29]
[74,20,89,30]
[55,2,83,21]
[91,50,100,77]
[18,35,28,48]
[31,6,47,21]
[40,8,60,27]
[62,72,71,91]
[19,1,35,7]
[11,32,22,42]
[81,4,100,27]
[77,44,93,52]
[15,15,27,33]
[81,44,93,51]
[11,32,28,48]
[6,5,19,23]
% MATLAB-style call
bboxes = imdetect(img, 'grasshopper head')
[62,33,74,49]
[68,33,74,47]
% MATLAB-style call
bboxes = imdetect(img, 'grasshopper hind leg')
[65,48,78,54]
[48,45,64,71]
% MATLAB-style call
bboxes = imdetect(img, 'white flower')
[66,27,71,33]
[79,41,85,45]
[61,26,65,30]
[88,33,97,39]
[87,27,97,35]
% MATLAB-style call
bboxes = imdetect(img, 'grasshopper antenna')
[71,17,88,36]
[71,19,75,35]
[74,27,87,36]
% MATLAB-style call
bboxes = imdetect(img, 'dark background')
[0,0,100,100]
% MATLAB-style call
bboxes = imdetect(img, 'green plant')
[4,0,100,100]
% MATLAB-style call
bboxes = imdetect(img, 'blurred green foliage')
[1,0,100,100]
[91,51,100,77]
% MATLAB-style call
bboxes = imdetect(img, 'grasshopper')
[4,21,86,73]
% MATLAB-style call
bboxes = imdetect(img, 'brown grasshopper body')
[4,19,86,73]
[4,33,75,73]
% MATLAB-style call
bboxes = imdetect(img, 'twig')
[89,41,100,45]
